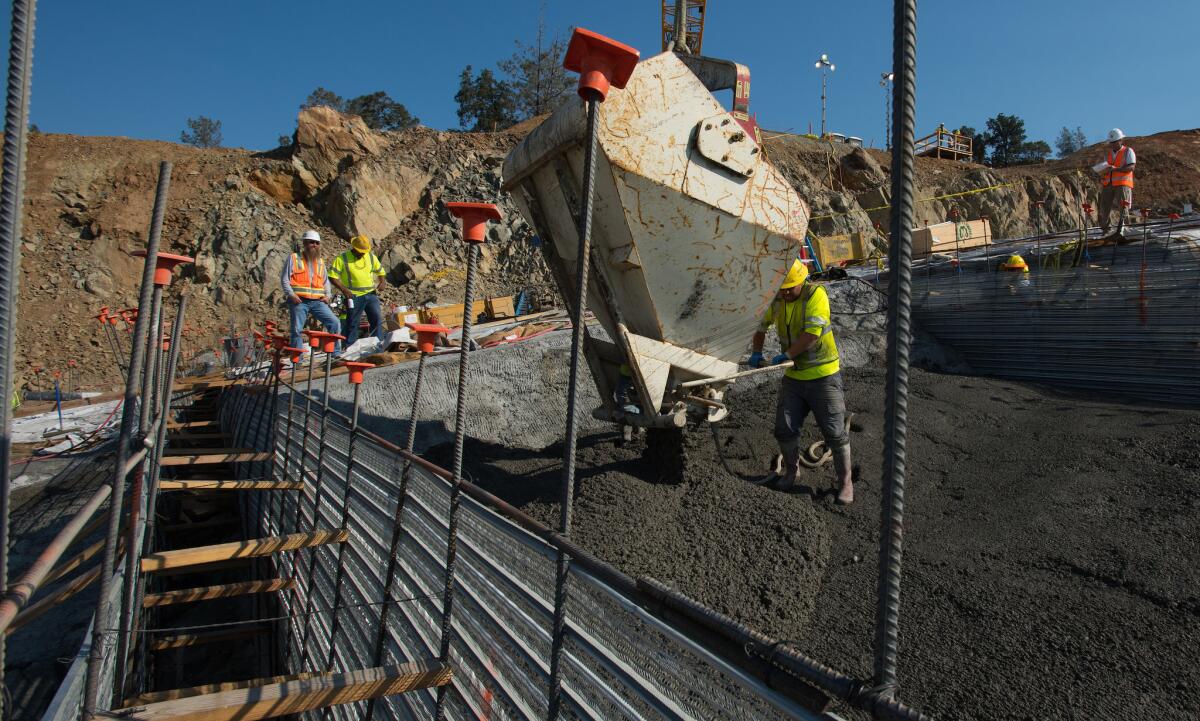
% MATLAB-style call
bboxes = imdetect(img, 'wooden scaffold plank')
[143,578,295,608]
[158,480,302,491]
[140,530,348,573]
[160,451,272,467]
[148,626,268,651]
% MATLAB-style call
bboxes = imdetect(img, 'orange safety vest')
[1102,146,1134,188]
[289,253,327,299]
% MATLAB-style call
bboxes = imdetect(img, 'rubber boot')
[772,439,801,492]
[833,445,853,505]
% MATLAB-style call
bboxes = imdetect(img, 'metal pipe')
[433,239,482,720]
[364,350,427,721]
[549,93,601,721]
[0,483,109,634]
[83,160,170,720]
[0,0,35,700]
[873,0,916,704]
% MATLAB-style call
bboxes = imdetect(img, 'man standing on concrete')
[330,235,386,346]
[282,229,341,352]
[1097,128,1136,237]
[748,258,853,504]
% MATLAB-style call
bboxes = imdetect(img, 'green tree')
[301,87,345,110]
[983,113,1027,167]
[1015,140,1052,164]
[1054,126,1088,157]
[955,125,987,163]
[344,91,419,131]
[497,20,574,120]
[455,66,518,132]
[180,116,222,148]
[278,133,292,147]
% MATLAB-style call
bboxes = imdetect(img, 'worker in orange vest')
[1096,128,1136,237]
[281,229,341,352]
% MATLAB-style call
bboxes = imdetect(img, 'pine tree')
[180,116,222,148]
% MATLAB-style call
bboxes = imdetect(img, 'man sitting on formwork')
[748,258,853,504]
[330,235,387,346]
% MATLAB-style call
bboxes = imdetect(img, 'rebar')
[873,0,916,704]
[433,239,482,720]
[547,95,600,721]
[83,160,170,720]
[0,0,35,700]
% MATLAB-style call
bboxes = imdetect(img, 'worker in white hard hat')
[281,229,341,352]
[748,258,853,504]
[1096,128,1136,237]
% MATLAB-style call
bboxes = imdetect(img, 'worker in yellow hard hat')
[748,258,853,504]
[330,235,387,346]
[1000,254,1029,272]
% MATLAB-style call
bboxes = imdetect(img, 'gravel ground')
[431,366,1200,721]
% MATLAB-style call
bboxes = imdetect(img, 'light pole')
[815,53,835,137]
[880,71,894,150]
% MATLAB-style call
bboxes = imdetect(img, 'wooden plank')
[152,558,252,577]
[168,420,219,429]
[160,452,272,466]
[141,530,348,573]
[128,673,324,705]
[143,579,295,608]
[163,447,257,456]
[148,626,268,651]
[158,480,301,491]
[167,433,229,441]
[104,662,453,721]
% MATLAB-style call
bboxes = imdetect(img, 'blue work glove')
[748,351,765,368]
[772,353,792,366]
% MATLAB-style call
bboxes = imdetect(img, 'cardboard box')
[384,310,421,332]
[421,300,486,328]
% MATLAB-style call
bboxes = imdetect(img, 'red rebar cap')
[342,361,375,385]
[1120,200,1131,208]
[253,330,265,343]
[1169,213,1181,220]
[563,28,640,101]
[161,339,171,351]
[69,360,77,367]
[1082,203,1093,213]
[1139,208,1151,217]
[131,250,195,287]
[285,346,306,363]
[306,330,345,353]
[446,202,502,243]
[270,334,288,351]
[407,322,450,354]
[96,310,109,323]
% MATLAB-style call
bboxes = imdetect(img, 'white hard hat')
[1107,128,1125,142]
[302,229,321,242]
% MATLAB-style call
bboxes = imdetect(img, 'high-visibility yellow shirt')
[331,250,384,296]
[759,282,840,380]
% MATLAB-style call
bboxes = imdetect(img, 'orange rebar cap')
[407,323,450,354]
[446,202,502,244]
[284,346,306,363]
[131,250,195,287]
[563,28,639,101]
[270,334,288,351]
[342,361,375,385]
[306,330,345,354]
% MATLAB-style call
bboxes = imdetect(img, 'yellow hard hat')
[780,258,809,289]
[351,235,371,253]
[1001,254,1029,272]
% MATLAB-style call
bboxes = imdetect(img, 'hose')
[798,412,855,468]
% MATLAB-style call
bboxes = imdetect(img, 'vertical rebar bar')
[83,160,170,720]
[0,0,35,701]
[365,350,427,721]
[546,95,600,721]
[872,0,915,706]
[433,240,481,720]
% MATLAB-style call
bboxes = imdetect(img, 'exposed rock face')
[291,106,382,198]
[324,160,431,240]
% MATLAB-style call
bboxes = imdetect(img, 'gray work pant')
[1098,185,1133,233]
[774,372,849,451]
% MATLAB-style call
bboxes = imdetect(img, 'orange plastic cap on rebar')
[407,322,450,354]
[563,28,639,101]
[131,250,195,286]
[446,202,502,243]
[1169,213,1181,220]
[306,330,345,353]
[270,334,288,351]
[342,361,375,385]
[285,346,306,363]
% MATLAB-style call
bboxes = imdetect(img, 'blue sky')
[15,0,1200,152]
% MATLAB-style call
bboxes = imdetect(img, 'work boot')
[771,439,801,492]
[833,445,853,505]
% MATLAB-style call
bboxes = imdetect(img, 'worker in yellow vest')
[329,235,387,346]
[1097,128,1136,237]
[748,258,853,504]
[281,229,341,352]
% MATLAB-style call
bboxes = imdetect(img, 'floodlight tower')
[815,53,836,138]
[880,71,894,150]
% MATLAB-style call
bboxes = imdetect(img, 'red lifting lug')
[446,202,502,244]
[131,250,194,287]
[342,361,375,385]
[407,322,450,354]
[306,330,345,354]
[563,28,640,102]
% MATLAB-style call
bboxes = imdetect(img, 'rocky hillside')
[19,108,1200,390]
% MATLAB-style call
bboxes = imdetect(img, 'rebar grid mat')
[227,389,826,721]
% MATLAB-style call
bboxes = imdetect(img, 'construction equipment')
[503,46,809,427]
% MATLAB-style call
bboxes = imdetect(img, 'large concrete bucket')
[503,51,809,424]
